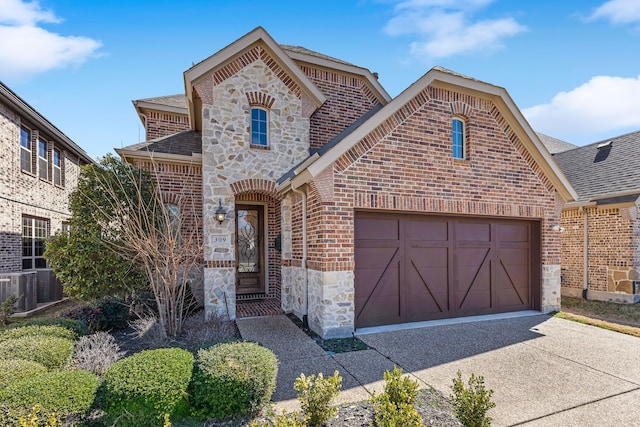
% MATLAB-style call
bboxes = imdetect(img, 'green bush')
[0,295,18,326]
[0,336,74,369]
[103,348,194,426]
[371,366,423,427]
[0,359,47,388]
[191,341,278,418]
[14,317,88,337]
[61,298,130,332]
[0,325,77,342]
[294,371,342,426]
[450,370,496,427]
[0,370,99,424]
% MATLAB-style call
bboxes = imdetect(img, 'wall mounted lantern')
[215,199,227,224]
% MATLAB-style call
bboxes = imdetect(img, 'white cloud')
[0,0,101,80]
[588,0,640,24]
[523,75,640,138]
[384,0,526,58]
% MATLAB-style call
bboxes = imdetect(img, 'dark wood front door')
[236,205,265,294]
[354,212,539,328]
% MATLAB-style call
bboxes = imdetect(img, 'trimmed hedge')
[0,336,74,369]
[103,348,194,426]
[191,341,278,418]
[0,359,47,388]
[0,370,99,424]
[0,324,77,342]
[13,317,88,337]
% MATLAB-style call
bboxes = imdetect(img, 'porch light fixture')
[215,199,227,224]
[550,224,565,232]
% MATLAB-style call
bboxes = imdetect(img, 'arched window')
[452,117,466,159]
[251,107,268,147]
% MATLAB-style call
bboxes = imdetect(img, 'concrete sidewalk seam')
[507,386,640,426]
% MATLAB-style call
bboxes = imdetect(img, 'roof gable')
[279,66,577,202]
[184,27,326,131]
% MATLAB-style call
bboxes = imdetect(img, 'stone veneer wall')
[197,49,312,319]
[301,85,562,337]
[560,205,639,299]
[0,96,84,273]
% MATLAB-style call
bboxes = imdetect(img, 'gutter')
[581,206,589,299]
[291,184,309,328]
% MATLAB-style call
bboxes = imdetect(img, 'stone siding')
[306,269,355,339]
[0,98,84,273]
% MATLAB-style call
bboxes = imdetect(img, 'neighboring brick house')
[0,81,93,311]
[555,131,640,304]
[118,27,577,338]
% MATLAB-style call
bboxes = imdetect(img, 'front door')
[236,205,265,294]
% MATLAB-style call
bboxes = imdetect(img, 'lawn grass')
[559,296,640,337]
[2,298,84,331]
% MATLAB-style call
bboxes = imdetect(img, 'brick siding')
[145,111,190,141]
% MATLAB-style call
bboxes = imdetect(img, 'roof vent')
[597,140,612,149]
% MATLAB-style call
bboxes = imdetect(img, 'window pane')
[20,128,30,148]
[452,118,464,159]
[38,139,47,158]
[53,149,60,166]
[250,108,268,146]
[21,149,31,172]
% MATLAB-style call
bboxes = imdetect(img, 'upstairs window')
[250,107,268,147]
[20,127,32,173]
[53,148,62,186]
[452,117,466,159]
[38,138,48,180]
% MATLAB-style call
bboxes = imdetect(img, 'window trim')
[22,216,49,270]
[452,116,466,160]
[53,147,62,186]
[20,127,32,173]
[250,106,269,147]
[38,137,48,180]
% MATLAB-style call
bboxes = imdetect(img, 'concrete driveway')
[237,313,640,426]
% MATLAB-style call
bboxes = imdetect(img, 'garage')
[354,212,541,328]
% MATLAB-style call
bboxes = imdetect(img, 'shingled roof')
[553,130,640,203]
[122,130,202,157]
[537,133,577,154]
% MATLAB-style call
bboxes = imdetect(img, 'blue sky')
[1,0,640,160]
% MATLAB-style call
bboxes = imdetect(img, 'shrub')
[450,370,496,427]
[0,370,99,424]
[0,336,74,369]
[371,366,423,427]
[191,341,278,418]
[72,331,125,375]
[14,317,88,337]
[0,359,47,389]
[181,311,239,351]
[0,325,77,342]
[62,298,129,332]
[249,410,305,427]
[129,316,168,349]
[17,404,59,427]
[1,295,18,326]
[294,371,342,426]
[103,348,194,426]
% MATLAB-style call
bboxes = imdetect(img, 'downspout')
[291,185,309,328]
[581,206,589,299]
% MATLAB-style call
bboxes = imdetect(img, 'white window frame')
[22,216,49,269]
[250,106,269,147]
[38,138,48,180]
[53,147,62,186]
[452,116,466,159]
[20,127,32,173]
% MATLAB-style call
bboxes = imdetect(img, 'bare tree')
[85,156,202,337]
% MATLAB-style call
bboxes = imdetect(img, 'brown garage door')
[354,212,540,328]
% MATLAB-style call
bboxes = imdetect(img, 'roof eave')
[115,148,203,166]
[284,50,391,104]
[0,82,94,165]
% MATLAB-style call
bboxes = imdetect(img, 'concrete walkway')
[236,314,640,426]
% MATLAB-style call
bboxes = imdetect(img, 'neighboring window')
[38,138,48,180]
[452,117,465,159]
[166,204,180,241]
[22,216,49,269]
[20,127,32,173]
[53,148,62,186]
[250,107,268,146]
[61,222,71,233]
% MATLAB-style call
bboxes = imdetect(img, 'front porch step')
[236,298,283,318]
